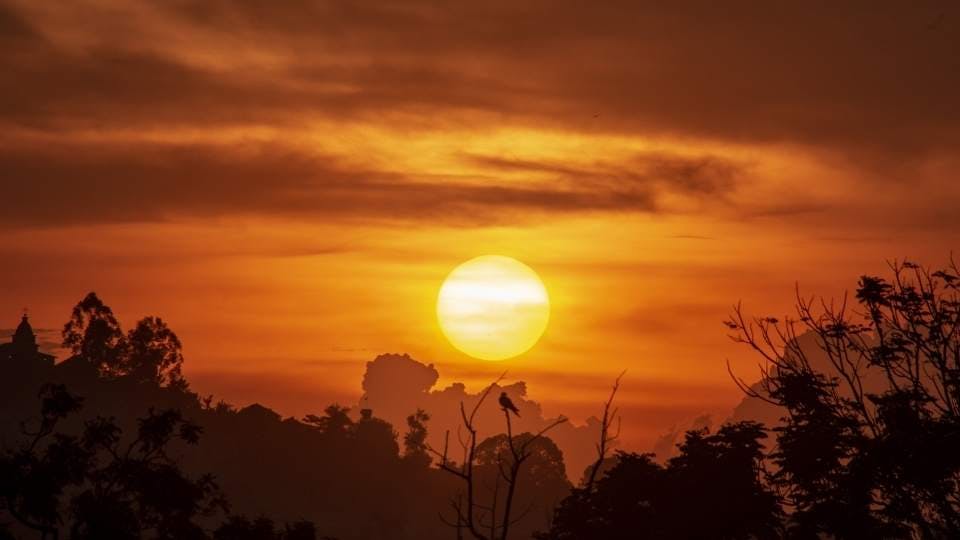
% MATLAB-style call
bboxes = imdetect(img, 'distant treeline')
[3,258,960,539]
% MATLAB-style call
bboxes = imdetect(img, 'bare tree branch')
[584,370,626,492]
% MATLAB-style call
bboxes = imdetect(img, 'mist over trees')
[357,353,603,479]
[3,257,960,539]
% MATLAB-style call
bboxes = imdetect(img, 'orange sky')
[2,1,959,450]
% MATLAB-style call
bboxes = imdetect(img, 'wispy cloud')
[2,1,955,154]
[0,140,749,227]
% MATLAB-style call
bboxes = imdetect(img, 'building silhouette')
[0,313,54,370]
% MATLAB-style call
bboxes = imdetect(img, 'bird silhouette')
[499,392,520,417]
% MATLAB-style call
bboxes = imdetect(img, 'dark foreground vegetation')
[3,258,960,539]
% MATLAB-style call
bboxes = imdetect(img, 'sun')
[437,255,550,361]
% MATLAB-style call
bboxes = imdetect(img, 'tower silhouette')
[1,313,54,368]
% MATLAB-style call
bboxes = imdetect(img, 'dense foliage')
[539,422,781,539]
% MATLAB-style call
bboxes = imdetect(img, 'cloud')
[0,139,744,228]
[2,1,956,157]
[466,152,740,197]
[359,353,608,483]
[1,0,956,232]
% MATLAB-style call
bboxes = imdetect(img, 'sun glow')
[437,255,550,361]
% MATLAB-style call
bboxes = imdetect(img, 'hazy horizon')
[2,0,958,454]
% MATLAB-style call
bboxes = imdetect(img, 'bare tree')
[583,370,625,492]
[430,373,504,540]
[497,409,567,540]
[429,374,567,540]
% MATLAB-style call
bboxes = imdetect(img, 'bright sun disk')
[436,255,550,361]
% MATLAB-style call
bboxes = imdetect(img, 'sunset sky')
[2,1,959,450]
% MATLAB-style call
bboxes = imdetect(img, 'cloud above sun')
[3,2,956,151]
[0,0,957,234]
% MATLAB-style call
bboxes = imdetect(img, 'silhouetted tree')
[539,452,662,540]
[0,384,86,539]
[126,316,186,388]
[403,409,431,467]
[62,292,127,377]
[667,422,783,539]
[475,431,570,539]
[539,422,782,540]
[583,371,624,492]
[765,369,885,538]
[728,259,960,538]
[70,408,226,540]
[0,384,226,540]
[3,296,359,539]
[354,411,400,463]
[61,293,189,390]
[304,405,353,438]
